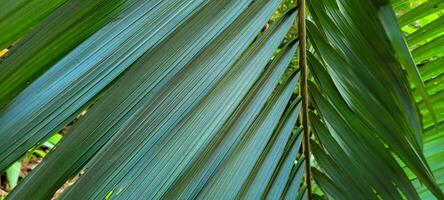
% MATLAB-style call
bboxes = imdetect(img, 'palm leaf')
[306,0,443,198]
[0,0,68,49]
[397,0,443,27]
[406,16,444,46]
[282,156,305,200]
[0,0,443,199]
[0,0,141,108]
[397,1,444,198]
[5,1,301,199]
[263,124,304,198]
[0,0,221,172]
[59,6,294,199]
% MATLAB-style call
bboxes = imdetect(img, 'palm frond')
[306,0,443,198]
[0,0,142,108]
[4,0,303,199]
[397,0,444,198]
[0,0,232,172]
[0,0,442,199]
[0,0,68,49]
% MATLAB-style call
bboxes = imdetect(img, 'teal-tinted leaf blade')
[265,128,304,199]
[5,0,256,199]
[282,156,305,200]
[240,98,302,199]
[165,43,299,200]
[0,0,139,108]
[198,74,297,199]
[9,1,290,199]
[0,0,209,173]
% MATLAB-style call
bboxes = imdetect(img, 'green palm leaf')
[0,0,443,199]
[398,0,444,198]
[397,0,443,27]
[0,0,141,108]
[0,0,67,49]
[306,0,443,198]
[0,0,227,173]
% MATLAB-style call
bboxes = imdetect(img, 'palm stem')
[297,0,312,199]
